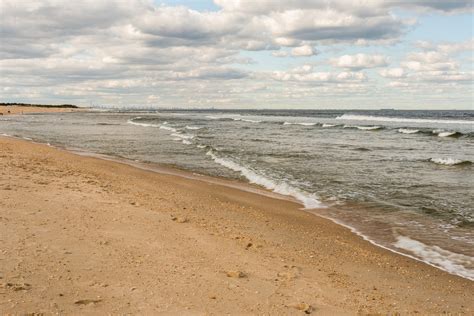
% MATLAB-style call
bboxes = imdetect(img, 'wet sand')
[0,136,472,314]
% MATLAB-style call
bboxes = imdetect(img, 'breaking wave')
[283,122,317,126]
[429,158,472,166]
[343,125,382,131]
[394,236,474,281]
[322,123,336,128]
[232,118,262,123]
[398,128,419,134]
[127,119,160,128]
[185,126,202,130]
[437,131,461,138]
[171,133,194,140]
[206,150,324,209]
[336,114,473,125]
[160,125,177,132]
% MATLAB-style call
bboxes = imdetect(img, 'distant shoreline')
[0,102,79,108]
[0,104,85,115]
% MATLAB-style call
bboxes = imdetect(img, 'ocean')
[1,109,473,280]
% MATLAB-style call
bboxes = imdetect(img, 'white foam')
[356,126,381,131]
[394,236,474,281]
[206,150,324,209]
[343,125,381,130]
[284,122,316,126]
[322,123,336,128]
[398,128,419,134]
[185,126,202,130]
[233,118,262,123]
[196,144,207,149]
[336,114,473,125]
[159,125,177,132]
[171,133,194,140]
[430,158,470,166]
[127,119,160,128]
[438,131,457,137]
[182,139,192,145]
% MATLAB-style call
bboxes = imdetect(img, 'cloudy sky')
[0,0,472,109]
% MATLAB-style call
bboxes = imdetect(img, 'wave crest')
[206,150,324,209]
[394,236,474,281]
[283,122,317,126]
[344,125,382,131]
[185,126,202,130]
[171,133,194,140]
[437,131,460,138]
[336,114,473,125]
[127,118,160,128]
[233,118,262,123]
[398,128,419,134]
[429,158,472,166]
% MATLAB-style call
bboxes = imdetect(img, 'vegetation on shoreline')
[0,102,78,109]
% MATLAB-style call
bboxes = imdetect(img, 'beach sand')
[0,106,84,115]
[0,136,472,314]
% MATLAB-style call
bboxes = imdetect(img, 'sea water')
[1,109,473,279]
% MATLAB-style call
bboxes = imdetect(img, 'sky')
[0,0,473,109]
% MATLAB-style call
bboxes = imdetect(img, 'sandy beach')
[0,106,84,115]
[0,136,472,314]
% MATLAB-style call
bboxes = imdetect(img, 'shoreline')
[1,135,473,314]
[73,144,474,282]
[4,133,473,281]
[0,105,86,115]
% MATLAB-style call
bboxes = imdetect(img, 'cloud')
[401,51,458,71]
[416,38,474,55]
[390,0,473,13]
[331,54,388,70]
[380,44,472,89]
[260,9,406,43]
[167,67,249,80]
[272,69,367,84]
[291,45,318,57]
[214,0,473,14]
[379,68,406,78]
[0,0,472,108]
[272,51,289,58]
[136,6,243,44]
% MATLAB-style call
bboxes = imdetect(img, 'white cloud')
[214,0,473,14]
[272,51,289,58]
[379,68,406,78]
[291,45,318,57]
[380,45,472,90]
[416,39,474,55]
[401,51,458,71]
[272,69,367,83]
[273,37,301,47]
[332,54,388,70]
[291,64,313,74]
